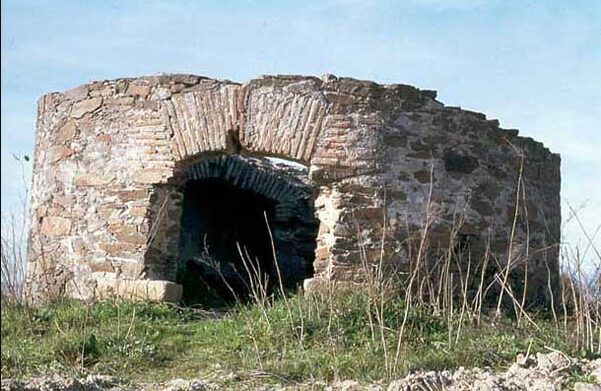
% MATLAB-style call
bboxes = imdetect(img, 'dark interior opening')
[176,174,317,307]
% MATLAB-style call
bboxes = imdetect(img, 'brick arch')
[184,154,310,202]
[161,78,329,165]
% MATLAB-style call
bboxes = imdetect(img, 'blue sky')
[2,0,600,262]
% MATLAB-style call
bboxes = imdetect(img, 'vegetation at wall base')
[1,292,596,385]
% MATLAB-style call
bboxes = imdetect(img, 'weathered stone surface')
[130,206,147,217]
[26,74,561,306]
[132,168,172,184]
[74,174,112,187]
[52,195,74,208]
[95,277,182,302]
[63,85,89,101]
[444,152,479,173]
[119,262,145,279]
[108,223,145,245]
[70,97,102,118]
[110,189,149,202]
[46,146,74,164]
[472,199,493,216]
[55,121,77,144]
[125,84,150,98]
[40,216,71,236]
[413,170,433,184]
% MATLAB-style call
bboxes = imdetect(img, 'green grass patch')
[0,292,587,384]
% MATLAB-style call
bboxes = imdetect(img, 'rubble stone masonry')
[26,74,561,305]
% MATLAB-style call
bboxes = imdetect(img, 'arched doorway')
[175,154,318,306]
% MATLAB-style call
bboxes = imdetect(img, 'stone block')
[133,168,172,184]
[120,262,145,279]
[70,97,103,118]
[110,189,149,202]
[56,121,77,144]
[130,205,147,217]
[63,85,89,101]
[95,278,182,302]
[46,146,74,164]
[413,169,433,184]
[108,223,145,245]
[74,174,112,187]
[444,152,479,174]
[40,216,71,236]
[52,195,74,208]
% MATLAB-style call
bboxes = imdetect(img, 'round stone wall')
[25,74,561,305]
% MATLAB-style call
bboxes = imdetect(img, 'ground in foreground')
[1,294,599,389]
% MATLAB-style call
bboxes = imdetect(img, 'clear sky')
[2,0,600,264]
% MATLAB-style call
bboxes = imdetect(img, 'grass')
[1,292,592,386]
[566,367,598,388]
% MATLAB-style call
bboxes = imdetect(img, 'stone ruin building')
[25,74,561,306]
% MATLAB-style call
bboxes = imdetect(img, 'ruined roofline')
[38,73,559,158]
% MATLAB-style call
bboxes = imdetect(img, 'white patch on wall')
[265,156,309,171]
